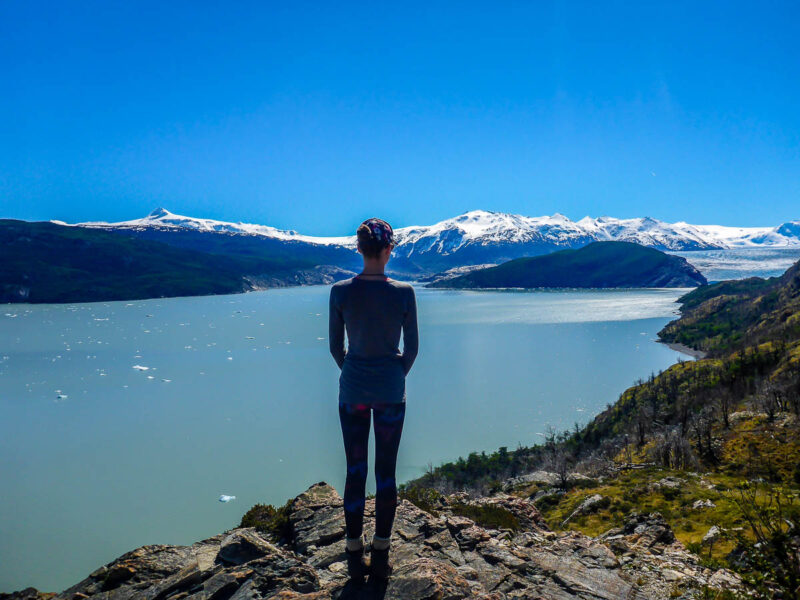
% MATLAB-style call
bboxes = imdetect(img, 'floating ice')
[132,365,150,371]
[219,495,236,503]
[57,394,68,400]
[161,379,171,383]
[147,375,154,379]
[246,336,255,340]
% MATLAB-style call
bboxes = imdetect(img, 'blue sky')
[1,1,799,235]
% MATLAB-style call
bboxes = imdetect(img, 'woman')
[328,217,419,581]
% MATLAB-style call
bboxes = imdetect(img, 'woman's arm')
[401,286,419,375]
[329,286,346,369]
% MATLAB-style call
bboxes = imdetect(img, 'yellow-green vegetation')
[511,467,745,560]
[448,502,521,531]
[409,258,800,598]
[720,412,800,484]
[399,485,445,516]
[399,485,521,531]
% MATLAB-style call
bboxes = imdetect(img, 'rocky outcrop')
[9,482,741,600]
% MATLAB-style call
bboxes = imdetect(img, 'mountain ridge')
[74,207,800,251]
[427,241,708,289]
[70,208,800,275]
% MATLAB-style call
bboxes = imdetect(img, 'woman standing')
[328,218,419,581]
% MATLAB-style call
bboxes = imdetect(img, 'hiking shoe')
[369,546,393,579]
[344,544,368,580]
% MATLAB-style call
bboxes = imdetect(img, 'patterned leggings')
[338,401,406,540]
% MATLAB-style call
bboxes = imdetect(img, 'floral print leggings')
[338,401,406,540]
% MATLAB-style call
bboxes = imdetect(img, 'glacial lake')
[2,248,798,592]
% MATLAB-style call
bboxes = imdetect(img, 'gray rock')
[702,525,722,546]
[22,482,741,600]
[562,493,607,526]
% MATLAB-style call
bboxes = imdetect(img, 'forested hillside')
[0,220,349,303]
[406,258,800,599]
[428,241,708,289]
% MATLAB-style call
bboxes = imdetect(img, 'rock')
[562,494,608,526]
[384,558,474,599]
[218,529,279,565]
[0,589,55,600]
[503,470,594,491]
[702,526,722,546]
[652,476,686,490]
[21,482,743,600]
[692,499,716,510]
[600,513,676,550]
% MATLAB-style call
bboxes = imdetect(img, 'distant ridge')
[427,241,708,289]
[76,207,800,250]
[70,208,800,275]
[0,219,354,304]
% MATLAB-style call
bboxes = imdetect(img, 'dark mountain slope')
[659,259,800,354]
[428,241,708,289]
[0,220,338,303]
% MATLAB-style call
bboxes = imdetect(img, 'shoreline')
[660,340,707,359]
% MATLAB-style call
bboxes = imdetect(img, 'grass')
[516,466,751,559]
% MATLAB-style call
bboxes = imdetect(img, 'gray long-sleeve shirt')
[329,276,418,404]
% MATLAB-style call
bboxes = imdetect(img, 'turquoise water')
[0,285,691,592]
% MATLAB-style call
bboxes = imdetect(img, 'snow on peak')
[148,207,171,219]
[78,208,356,246]
[71,207,800,252]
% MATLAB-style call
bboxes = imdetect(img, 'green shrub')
[661,487,681,501]
[240,500,294,544]
[533,493,562,511]
[399,486,444,516]
[449,502,521,532]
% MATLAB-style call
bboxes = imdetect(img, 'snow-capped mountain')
[76,207,354,246]
[72,208,800,274]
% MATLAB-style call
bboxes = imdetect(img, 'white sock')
[372,535,390,550]
[346,536,363,552]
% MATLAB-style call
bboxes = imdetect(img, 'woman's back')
[329,276,418,404]
[329,218,416,579]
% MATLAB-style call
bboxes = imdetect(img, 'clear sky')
[1,1,799,235]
